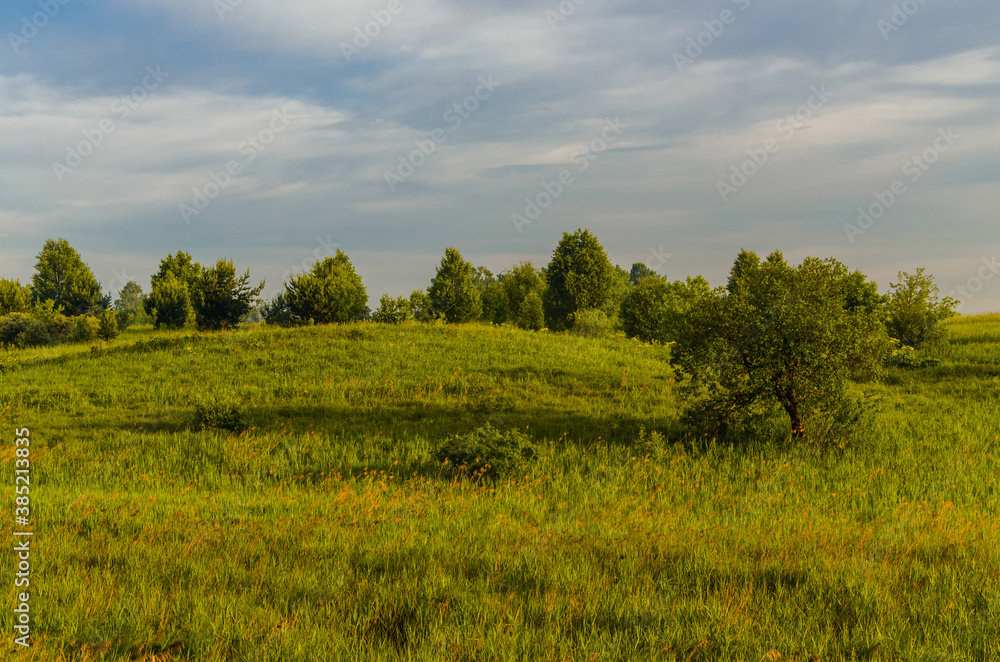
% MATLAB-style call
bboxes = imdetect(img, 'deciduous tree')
[543,229,614,331]
[674,250,889,441]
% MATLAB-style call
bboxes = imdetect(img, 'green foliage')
[515,291,545,331]
[886,340,942,369]
[408,290,434,323]
[433,423,538,482]
[147,272,196,329]
[480,281,509,325]
[30,238,109,316]
[628,262,657,284]
[113,281,149,329]
[97,309,121,343]
[193,259,265,331]
[543,228,614,331]
[194,392,247,432]
[569,308,619,338]
[0,313,51,348]
[620,274,711,345]
[601,264,632,320]
[284,250,368,325]
[70,315,100,343]
[0,278,32,314]
[428,247,482,323]
[371,295,411,324]
[885,267,957,348]
[151,251,203,292]
[500,262,547,331]
[674,250,890,442]
[470,265,495,292]
[261,292,294,327]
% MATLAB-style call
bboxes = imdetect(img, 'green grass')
[1,317,998,661]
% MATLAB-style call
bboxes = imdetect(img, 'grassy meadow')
[1,315,999,661]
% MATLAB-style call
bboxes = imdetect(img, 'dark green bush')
[194,393,247,432]
[433,423,538,482]
[0,313,52,348]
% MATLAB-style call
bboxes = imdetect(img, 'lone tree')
[284,250,367,324]
[192,259,265,330]
[673,250,889,441]
[543,228,614,331]
[885,268,957,348]
[30,238,109,316]
[428,247,482,323]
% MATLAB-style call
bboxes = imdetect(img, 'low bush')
[194,392,248,432]
[433,423,538,482]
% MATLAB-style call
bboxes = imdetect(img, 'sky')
[1,0,998,313]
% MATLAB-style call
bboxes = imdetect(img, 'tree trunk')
[779,392,806,439]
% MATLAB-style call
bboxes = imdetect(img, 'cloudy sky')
[1,0,998,313]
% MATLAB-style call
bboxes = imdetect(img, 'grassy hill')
[1,316,998,661]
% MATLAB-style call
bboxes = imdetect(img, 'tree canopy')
[543,228,614,331]
[30,238,108,316]
[673,250,889,441]
[284,250,368,324]
[428,247,482,323]
[193,259,265,330]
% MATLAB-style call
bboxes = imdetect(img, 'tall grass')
[1,317,997,660]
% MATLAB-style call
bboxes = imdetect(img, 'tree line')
[1,231,957,442]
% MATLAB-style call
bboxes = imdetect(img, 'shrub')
[97,309,121,343]
[0,314,49,348]
[194,392,247,432]
[433,423,538,482]
[886,340,941,369]
[885,268,957,348]
[70,315,100,343]
[569,308,618,338]
[372,295,411,324]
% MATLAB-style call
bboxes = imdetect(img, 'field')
[1,315,998,661]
